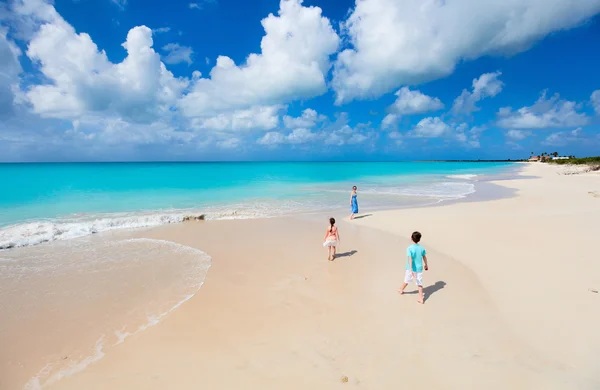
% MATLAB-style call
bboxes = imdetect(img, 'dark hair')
[411,231,422,243]
[329,217,336,232]
[352,186,357,190]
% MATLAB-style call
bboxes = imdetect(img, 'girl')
[349,186,358,220]
[323,217,340,261]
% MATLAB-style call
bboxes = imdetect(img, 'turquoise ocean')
[0,162,516,249]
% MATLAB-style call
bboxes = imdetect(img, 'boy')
[399,231,428,304]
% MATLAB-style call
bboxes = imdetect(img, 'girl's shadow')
[333,250,357,259]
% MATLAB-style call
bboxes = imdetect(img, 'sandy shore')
[30,163,600,389]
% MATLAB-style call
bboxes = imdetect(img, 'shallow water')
[0,236,211,389]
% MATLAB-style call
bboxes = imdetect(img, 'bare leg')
[398,282,408,294]
[332,246,337,259]
[417,286,424,304]
[350,213,354,220]
[327,246,331,261]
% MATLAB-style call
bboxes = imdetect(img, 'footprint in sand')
[588,191,600,198]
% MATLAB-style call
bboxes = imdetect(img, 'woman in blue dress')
[349,186,358,220]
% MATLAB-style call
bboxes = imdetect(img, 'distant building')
[528,156,540,162]
[552,156,570,160]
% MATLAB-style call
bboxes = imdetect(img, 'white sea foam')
[24,338,106,390]
[1,180,477,250]
[0,212,190,250]
[446,174,478,180]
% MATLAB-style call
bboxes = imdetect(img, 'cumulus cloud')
[452,71,503,114]
[190,105,282,131]
[505,129,530,140]
[258,128,318,145]
[323,114,375,146]
[162,43,193,65]
[407,117,482,147]
[20,5,188,123]
[217,137,242,149]
[153,27,171,34]
[283,108,326,129]
[543,127,583,146]
[497,91,589,129]
[332,0,600,104]
[381,114,399,129]
[382,87,443,128]
[388,131,403,145]
[389,87,444,116]
[0,27,22,118]
[411,117,452,138]
[179,0,339,117]
[591,90,600,115]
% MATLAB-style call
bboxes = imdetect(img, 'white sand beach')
[3,163,599,389]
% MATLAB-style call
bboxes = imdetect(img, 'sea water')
[0,162,515,249]
[0,162,516,388]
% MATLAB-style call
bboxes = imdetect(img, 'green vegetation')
[547,156,600,165]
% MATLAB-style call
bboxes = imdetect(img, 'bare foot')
[417,299,424,304]
[397,289,404,295]
[327,256,330,261]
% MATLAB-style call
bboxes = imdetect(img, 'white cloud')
[505,129,530,140]
[591,90,600,115]
[543,127,583,146]
[217,137,242,149]
[497,91,589,129]
[19,4,188,123]
[382,87,443,129]
[283,108,325,129]
[452,71,503,114]
[0,27,22,118]
[407,117,482,147]
[381,114,398,129]
[162,43,193,65]
[323,114,375,146]
[411,117,452,138]
[258,127,318,145]
[192,105,282,131]
[189,0,217,10]
[388,86,444,116]
[388,131,403,145]
[111,0,127,9]
[332,0,600,104]
[153,27,171,34]
[287,128,318,144]
[178,0,339,117]
[258,131,285,145]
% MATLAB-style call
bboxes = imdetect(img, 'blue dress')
[351,193,358,213]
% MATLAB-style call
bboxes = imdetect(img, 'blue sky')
[1,0,600,161]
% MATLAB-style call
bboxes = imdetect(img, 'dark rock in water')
[183,214,205,222]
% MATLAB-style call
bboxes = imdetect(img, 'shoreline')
[0,163,519,251]
[3,162,599,389]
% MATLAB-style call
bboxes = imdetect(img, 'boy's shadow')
[333,250,357,259]
[404,281,447,302]
[353,214,373,219]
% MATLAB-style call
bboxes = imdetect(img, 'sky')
[1,0,600,162]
